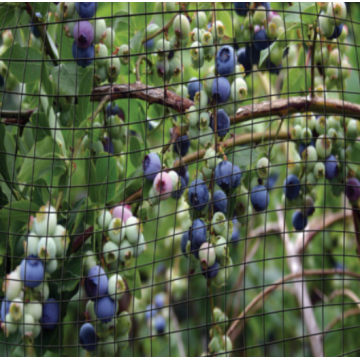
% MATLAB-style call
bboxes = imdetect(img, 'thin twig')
[226,268,360,341]
[135,56,153,82]
[327,289,360,309]
[142,14,177,44]
[324,308,360,333]
[88,95,111,122]
[71,226,94,253]
[268,117,284,157]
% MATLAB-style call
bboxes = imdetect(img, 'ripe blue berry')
[237,47,252,72]
[144,38,155,51]
[345,178,360,202]
[283,174,301,200]
[42,298,59,330]
[189,219,207,258]
[234,2,250,16]
[79,323,98,351]
[155,315,166,334]
[73,21,94,49]
[173,135,190,156]
[213,190,228,214]
[145,304,157,321]
[212,77,231,104]
[106,103,121,118]
[292,211,308,231]
[143,153,161,181]
[1,299,10,322]
[20,255,44,288]
[75,2,97,18]
[72,41,94,67]
[85,265,108,299]
[202,260,220,279]
[210,109,230,137]
[214,161,242,191]
[216,45,235,76]
[231,218,241,244]
[154,293,165,309]
[102,136,114,154]
[253,29,270,54]
[266,173,279,190]
[188,179,209,211]
[188,77,202,101]
[325,155,339,180]
[328,23,344,40]
[181,232,189,257]
[250,185,269,212]
[94,296,116,323]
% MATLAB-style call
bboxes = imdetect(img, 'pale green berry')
[291,124,303,140]
[212,212,226,235]
[256,157,270,179]
[200,112,210,130]
[346,119,359,140]
[34,205,57,236]
[119,240,134,262]
[214,236,227,260]
[316,135,333,159]
[33,282,49,301]
[108,115,123,140]
[326,1,347,26]
[301,114,316,130]
[4,271,21,301]
[319,11,335,38]
[86,300,96,321]
[125,216,140,245]
[314,162,325,180]
[98,210,112,230]
[168,171,179,192]
[176,85,189,99]
[9,298,23,322]
[315,116,328,135]
[106,56,121,81]
[302,145,318,171]
[186,106,200,127]
[301,128,313,144]
[231,77,248,101]
[33,321,41,339]
[199,127,214,147]
[205,147,217,169]
[25,301,42,321]
[108,274,126,301]
[115,311,132,336]
[84,250,97,274]
[2,313,17,336]
[194,90,208,110]
[95,43,108,66]
[118,44,130,65]
[199,242,216,268]
[37,237,56,260]
[211,21,225,42]
[102,27,116,49]
[193,11,207,28]
[94,18,107,43]
[188,125,200,139]
[100,336,118,356]
[148,186,160,206]
[108,218,126,244]
[53,224,69,257]
[103,241,119,264]
[46,259,58,274]
[173,14,191,40]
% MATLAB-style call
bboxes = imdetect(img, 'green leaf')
[114,166,143,204]
[130,136,144,168]
[0,330,23,357]
[284,2,315,23]
[51,63,90,96]
[75,68,93,126]
[61,255,82,292]
[85,156,98,204]
[18,136,66,183]
[96,153,117,204]
[0,7,16,30]
[227,146,258,170]
[0,44,43,83]
[32,178,50,207]
[30,111,52,141]
[130,30,144,53]
[0,200,38,222]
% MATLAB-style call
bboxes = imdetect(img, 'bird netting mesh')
[0,1,360,357]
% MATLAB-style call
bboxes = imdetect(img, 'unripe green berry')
[211,21,225,42]
[45,259,58,274]
[9,298,23,322]
[200,112,210,130]
[193,11,207,28]
[188,125,200,139]
[118,44,130,65]
[214,236,227,260]
[2,313,17,336]
[25,232,39,256]
[106,56,121,81]
[94,66,107,85]
[25,301,42,321]
[119,240,134,262]
[37,236,57,260]
[194,90,208,110]
[102,27,116,49]
[314,162,325,180]
[302,146,318,171]
[199,242,216,268]
[326,1,347,26]
[319,11,335,38]
[173,14,191,40]
[108,218,126,244]
[156,58,170,78]
[103,241,119,264]
[230,77,247,101]
[34,204,57,236]
[98,210,112,230]
[327,128,339,146]
[316,135,333,159]
[301,114,316,130]
[116,311,132,336]
[134,233,146,257]
[199,127,214,147]
[108,115,123,140]
[315,116,329,135]
[253,6,267,26]
[301,127,313,144]
[94,19,107,43]
[291,124,303,140]
[346,119,359,140]
[108,274,126,300]
[257,157,270,179]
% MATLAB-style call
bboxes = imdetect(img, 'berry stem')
[141,14,177,44]
[135,56,153,82]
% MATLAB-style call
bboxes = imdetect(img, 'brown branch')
[142,14,177,44]
[91,83,194,113]
[25,3,58,66]
[296,210,352,254]
[324,308,360,333]
[226,269,360,342]
[1,109,36,126]
[277,207,323,357]
[71,226,94,254]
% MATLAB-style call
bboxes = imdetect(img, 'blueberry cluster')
[144,293,167,335]
[81,268,132,354]
[235,2,285,74]
[99,205,146,266]
[0,204,65,339]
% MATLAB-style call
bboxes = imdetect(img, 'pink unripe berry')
[112,205,132,223]
[153,172,173,201]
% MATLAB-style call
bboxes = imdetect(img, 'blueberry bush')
[0,1,360,357]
